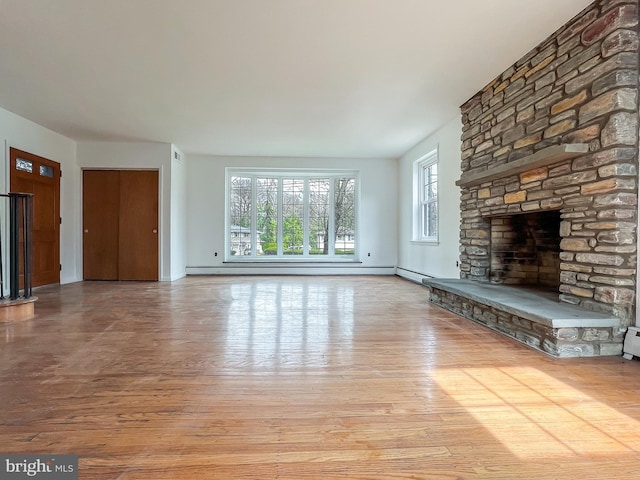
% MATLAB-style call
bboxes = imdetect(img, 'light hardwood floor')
[1,275,639,479]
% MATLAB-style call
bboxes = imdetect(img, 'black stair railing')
[0,193,34,300]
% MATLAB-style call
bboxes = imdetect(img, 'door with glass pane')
[9,148,61,287]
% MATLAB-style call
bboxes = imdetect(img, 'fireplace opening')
[490,210,561,292]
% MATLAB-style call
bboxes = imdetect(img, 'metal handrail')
[0,193,34,300]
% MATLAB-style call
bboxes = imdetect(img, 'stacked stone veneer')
[458,0,640,329]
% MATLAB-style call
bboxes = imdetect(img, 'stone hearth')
[423,278,622,357]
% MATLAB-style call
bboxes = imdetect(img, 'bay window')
[227,169,358,260]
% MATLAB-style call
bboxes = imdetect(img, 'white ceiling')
[0,0,592,159]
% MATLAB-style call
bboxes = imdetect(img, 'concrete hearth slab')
[422,278,620,329]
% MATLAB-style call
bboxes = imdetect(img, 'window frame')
[413,149,439,244]
[225,168,359,262]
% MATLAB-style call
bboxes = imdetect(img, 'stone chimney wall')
[458,0,639,325]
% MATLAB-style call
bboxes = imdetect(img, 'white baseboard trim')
[396,267,433,284]
[186,265,397,276]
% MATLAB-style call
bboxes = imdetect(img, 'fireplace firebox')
[489,211,561,291]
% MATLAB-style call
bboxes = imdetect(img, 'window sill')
[224,258,361,264]
[411,240,440,246]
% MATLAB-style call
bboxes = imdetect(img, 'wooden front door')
[83,170,158,281]
[10,148,61,287]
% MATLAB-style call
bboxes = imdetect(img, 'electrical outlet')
[215,252,218,257]
[367,252,371,257]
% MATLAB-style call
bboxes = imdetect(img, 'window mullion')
[419,167,424,239]
[303,179,310,256]
[277,177,283,256]
[328,178,335,256]
[251,176,257,257]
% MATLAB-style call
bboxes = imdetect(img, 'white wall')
[186,155,398,275]
[397,115,462,283]
[0,107,80,284]
[2,105,455,285]
[170,145,187,280]
[76,141,176,281]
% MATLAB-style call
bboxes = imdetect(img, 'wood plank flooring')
[1,275,639,479]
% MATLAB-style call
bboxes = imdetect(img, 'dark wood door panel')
[83,170,120,280]
[118,170,159,281]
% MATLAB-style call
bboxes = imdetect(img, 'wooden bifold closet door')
[83,170,158,281]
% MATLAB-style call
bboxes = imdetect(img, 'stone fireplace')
[424,0,639,357]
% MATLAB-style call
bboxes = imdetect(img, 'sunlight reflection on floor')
[224,282,354,368]
[432,366,640,459]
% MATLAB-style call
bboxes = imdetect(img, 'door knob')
[153,229,158,234]
[84,229,89,233]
